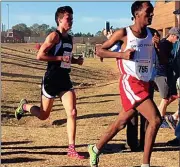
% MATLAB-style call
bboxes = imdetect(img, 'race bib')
[136,59,151,80]
[60,51,72,69]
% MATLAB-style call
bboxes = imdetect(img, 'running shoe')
[160,118,170,128]
[165,114,177,130]
[15,99,27,120]
[88,144,99,167]
[67,148,85,159]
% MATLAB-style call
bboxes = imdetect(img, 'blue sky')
[1,1,155,34]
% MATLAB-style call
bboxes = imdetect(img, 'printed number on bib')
[61,51,72,69]
[136,59,151,80]
[139,65,148,73]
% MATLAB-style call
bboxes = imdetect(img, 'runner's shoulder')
[114,27,127,37]
[46,31,60,44]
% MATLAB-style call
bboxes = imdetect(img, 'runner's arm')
[96,28,134,60]
[37,32,66,62]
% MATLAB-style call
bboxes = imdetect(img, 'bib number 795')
[139,65,148,73]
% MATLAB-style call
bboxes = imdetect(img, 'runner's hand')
[122,48,135,60]
[95,44,104,62]
[62,55,70,63]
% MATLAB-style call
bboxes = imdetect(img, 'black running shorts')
[41,69,73,98]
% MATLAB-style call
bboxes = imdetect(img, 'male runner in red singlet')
[88,1,161,167]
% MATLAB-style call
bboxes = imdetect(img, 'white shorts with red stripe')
[120,74,150,112]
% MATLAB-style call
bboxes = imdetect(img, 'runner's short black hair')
[55,6,73,26]
[131,1,152,17]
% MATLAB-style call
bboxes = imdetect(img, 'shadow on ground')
[52,112,118,126]
[1,157,45,164]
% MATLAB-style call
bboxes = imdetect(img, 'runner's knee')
[39,109,51,120]
[30,106,50,120]
[149,116,162,129]
[67,108,77,118]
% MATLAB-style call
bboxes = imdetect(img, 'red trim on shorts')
[120,74,149,112]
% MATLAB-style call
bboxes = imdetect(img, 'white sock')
[141,164,150,167]
[93,145,99,154]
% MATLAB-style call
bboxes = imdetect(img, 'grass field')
[1,43,179,167]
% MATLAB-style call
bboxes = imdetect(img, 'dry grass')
[1,43,179,167]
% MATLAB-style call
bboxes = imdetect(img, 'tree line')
[11,23,104,37]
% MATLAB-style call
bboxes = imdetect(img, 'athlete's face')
[136,2,154,26]
[59,13,73,31]
[171,34,179,43]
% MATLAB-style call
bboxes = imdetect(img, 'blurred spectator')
[154,27,180,127]
[167,9,180,146]
[35,43,41,50]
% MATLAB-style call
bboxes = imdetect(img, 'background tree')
[46,26,57,35]
[38,24,49,36]
[95,30,103,36]
[68,29,74,36]
[29,23,40,37]
[11,23,102,37]
[12,23,31,36]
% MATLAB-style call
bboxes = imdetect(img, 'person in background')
[167,8,180,146]
[154,27,180,130]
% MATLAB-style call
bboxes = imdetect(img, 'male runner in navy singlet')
[15,6,84,159]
